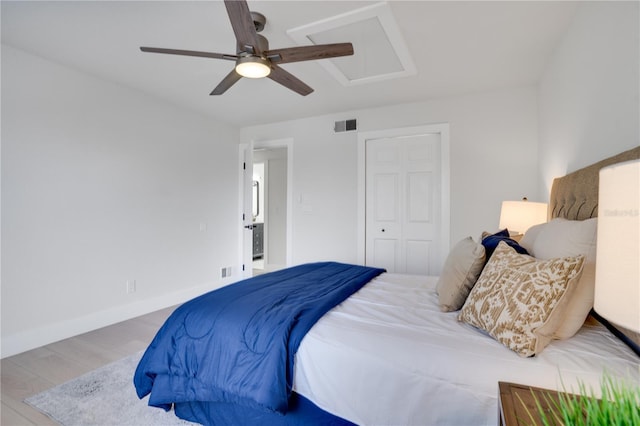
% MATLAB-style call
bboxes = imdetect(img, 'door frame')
[239,138,293,277]
[357,124,451,271]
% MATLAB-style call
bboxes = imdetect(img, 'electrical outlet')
[126,280,136,294]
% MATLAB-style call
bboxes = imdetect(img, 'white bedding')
[294,273,640,425]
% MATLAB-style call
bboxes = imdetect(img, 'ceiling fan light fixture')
[235,56,271,78]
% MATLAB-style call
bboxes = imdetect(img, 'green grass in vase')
[521,375,640,426]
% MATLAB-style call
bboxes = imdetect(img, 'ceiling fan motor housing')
[237,34,269,56]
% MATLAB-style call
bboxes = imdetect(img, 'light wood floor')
[1,306,177,426]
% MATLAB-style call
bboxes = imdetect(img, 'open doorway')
[240,139,292,277]
[252,147,288,274]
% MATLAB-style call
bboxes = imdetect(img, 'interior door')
[365,133,441,275]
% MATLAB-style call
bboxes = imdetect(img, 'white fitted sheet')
[293,273,640,425]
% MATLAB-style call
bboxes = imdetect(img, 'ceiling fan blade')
[210,69,243,95]
[224,0,262,55]
[140,47,237,61]
[266,43,354,64]
[268,66,313,96]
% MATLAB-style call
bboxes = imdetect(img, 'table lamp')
[499,197,548,237]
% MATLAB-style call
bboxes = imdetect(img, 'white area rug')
[25,351,196,426]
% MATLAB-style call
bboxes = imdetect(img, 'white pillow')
[436,237,486,312]
[520,217,597,339]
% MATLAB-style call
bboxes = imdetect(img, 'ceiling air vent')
[334,119,357,133]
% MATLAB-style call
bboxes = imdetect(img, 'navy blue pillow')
[481,229,529,261]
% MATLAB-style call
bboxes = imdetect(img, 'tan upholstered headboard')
[549,146,640,220]
[549,146,640,352]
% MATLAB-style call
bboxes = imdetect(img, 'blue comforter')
[134,262,384,421]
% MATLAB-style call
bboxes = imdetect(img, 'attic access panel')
[287,2,416,86]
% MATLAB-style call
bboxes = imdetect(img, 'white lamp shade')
[594,159,640,333]
[499,200,548,235]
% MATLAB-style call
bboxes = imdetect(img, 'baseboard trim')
[1,282,220,358]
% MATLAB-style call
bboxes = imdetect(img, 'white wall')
[241,86,540,265]
[265,151,287,268]
[1,45,240,357]
[538,1,639,196]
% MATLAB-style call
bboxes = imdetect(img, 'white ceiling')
[1,1,579,127]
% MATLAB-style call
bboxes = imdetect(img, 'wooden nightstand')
[498,381,565,426]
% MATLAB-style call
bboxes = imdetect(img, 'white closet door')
[365,133,441,275]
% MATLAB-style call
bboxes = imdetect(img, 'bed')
[134,147,639,425]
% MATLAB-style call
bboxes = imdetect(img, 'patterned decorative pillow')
[436,237,486,312]
[458,241,585,357]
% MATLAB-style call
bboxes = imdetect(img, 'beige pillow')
[436,237,486,312]
[520,218,597,339]
[458,242,585,357]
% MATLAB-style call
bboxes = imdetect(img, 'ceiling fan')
[140,0,354,96]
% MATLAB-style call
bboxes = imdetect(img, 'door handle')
[244,225,254,230]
